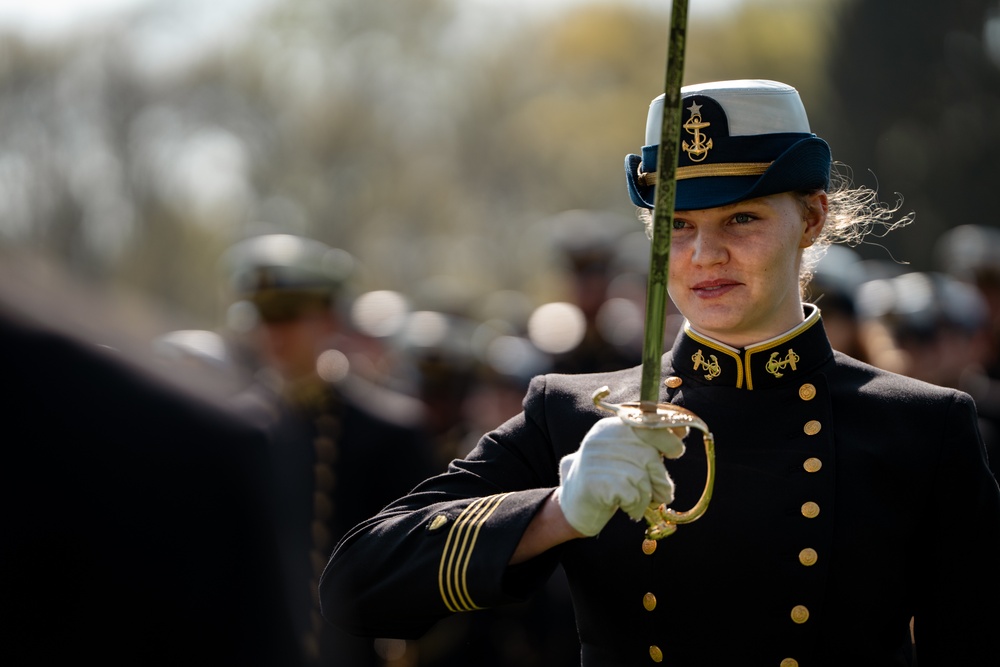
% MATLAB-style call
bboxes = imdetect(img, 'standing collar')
[668,304,832,390]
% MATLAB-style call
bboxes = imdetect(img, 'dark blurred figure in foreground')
[221,233,438,667]
[151,327,245,398]
[0,297,299,666]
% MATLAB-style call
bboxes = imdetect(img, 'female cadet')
[319,80,1000,667]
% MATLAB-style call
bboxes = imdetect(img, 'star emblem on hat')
[687,101,702,116]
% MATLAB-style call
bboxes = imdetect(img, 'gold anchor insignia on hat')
[765,349,800,378]
[691,349,721,381]
[681,101,713,163]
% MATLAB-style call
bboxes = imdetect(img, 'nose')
[690,229,728,267]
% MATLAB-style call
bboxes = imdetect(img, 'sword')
[641,0,688,409]
[593,0,715,540]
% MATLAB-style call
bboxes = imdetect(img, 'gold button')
[428,514,449,531]
[315,414,340,437]
[313,492,333,521]
[649,645,663,663]
[803,420,822,436]
[314,436,337,463]
[791,605,810,624]
[310,609,324,632]
[803,457,822,473]
[798,548,818,566]
[312,521,332,552]
[801,501,820,519]
[642,539,658,555]
[315,463,335,491]
[643,592,657,611]
[303,633,320,661]
[309,577,320,605]
[664,376,682,388]
[780,659,799,667]
[310,549,327,576]
[798,383,817,401]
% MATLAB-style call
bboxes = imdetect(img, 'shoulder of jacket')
[525,365,643,410]
[831,351,971,405]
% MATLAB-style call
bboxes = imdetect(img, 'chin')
[685,309,745,335]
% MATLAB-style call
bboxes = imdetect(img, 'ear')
[799,192,828,248]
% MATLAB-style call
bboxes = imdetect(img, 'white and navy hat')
[222,233,355,296]
[220,233,356,322]
[625,79,832,210]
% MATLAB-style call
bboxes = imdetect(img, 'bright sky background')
[0,0,145,33]
[0,0,754,86]
[0,0,272,38]
[0,0,750,37]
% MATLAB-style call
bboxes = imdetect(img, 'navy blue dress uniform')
[320,305,1000,666]
[223,233,439,666]
[236,372,439,665]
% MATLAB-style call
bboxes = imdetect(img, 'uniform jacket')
[0,304,301,667]
[236,371,438,667]
[320,307,1000,667]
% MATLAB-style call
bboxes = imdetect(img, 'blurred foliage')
[0,0,998,338]
[825,0,1000,271]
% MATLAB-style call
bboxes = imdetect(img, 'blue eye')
[733,213,754,224]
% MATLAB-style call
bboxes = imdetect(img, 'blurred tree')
[687,0,839,108]
[824,0,1000,269]
[0,0,847,335]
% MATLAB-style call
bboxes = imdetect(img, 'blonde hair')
[801,163,914,294]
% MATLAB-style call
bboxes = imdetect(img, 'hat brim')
[626,136,831,211]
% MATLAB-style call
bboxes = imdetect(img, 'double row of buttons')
[640,380,826,665]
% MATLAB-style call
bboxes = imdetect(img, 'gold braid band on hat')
[637,161,773,186]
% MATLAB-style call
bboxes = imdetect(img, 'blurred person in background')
[935,224,1000,378]
[856,270,1000,476]
[221,233,438,667]
[543,210,645,375]
[319,79,1000,666]
[934,225,1000,476]
[803,244,875,363]
[393,308,481,470]
[855,272,993,390]
[0,291,299,666]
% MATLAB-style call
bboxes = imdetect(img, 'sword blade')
[640,0,689,409]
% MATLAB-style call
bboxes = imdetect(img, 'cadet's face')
[667,192,825,348]
[257,308,337,381]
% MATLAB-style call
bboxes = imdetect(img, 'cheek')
[762,239,801,275]
[667,266,686,301]
[668,247,692,276]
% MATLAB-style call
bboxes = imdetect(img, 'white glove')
[557,417,685,537]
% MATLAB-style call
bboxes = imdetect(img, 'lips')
[691,279,740,297]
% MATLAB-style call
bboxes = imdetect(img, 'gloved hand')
[556,417,685,537]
